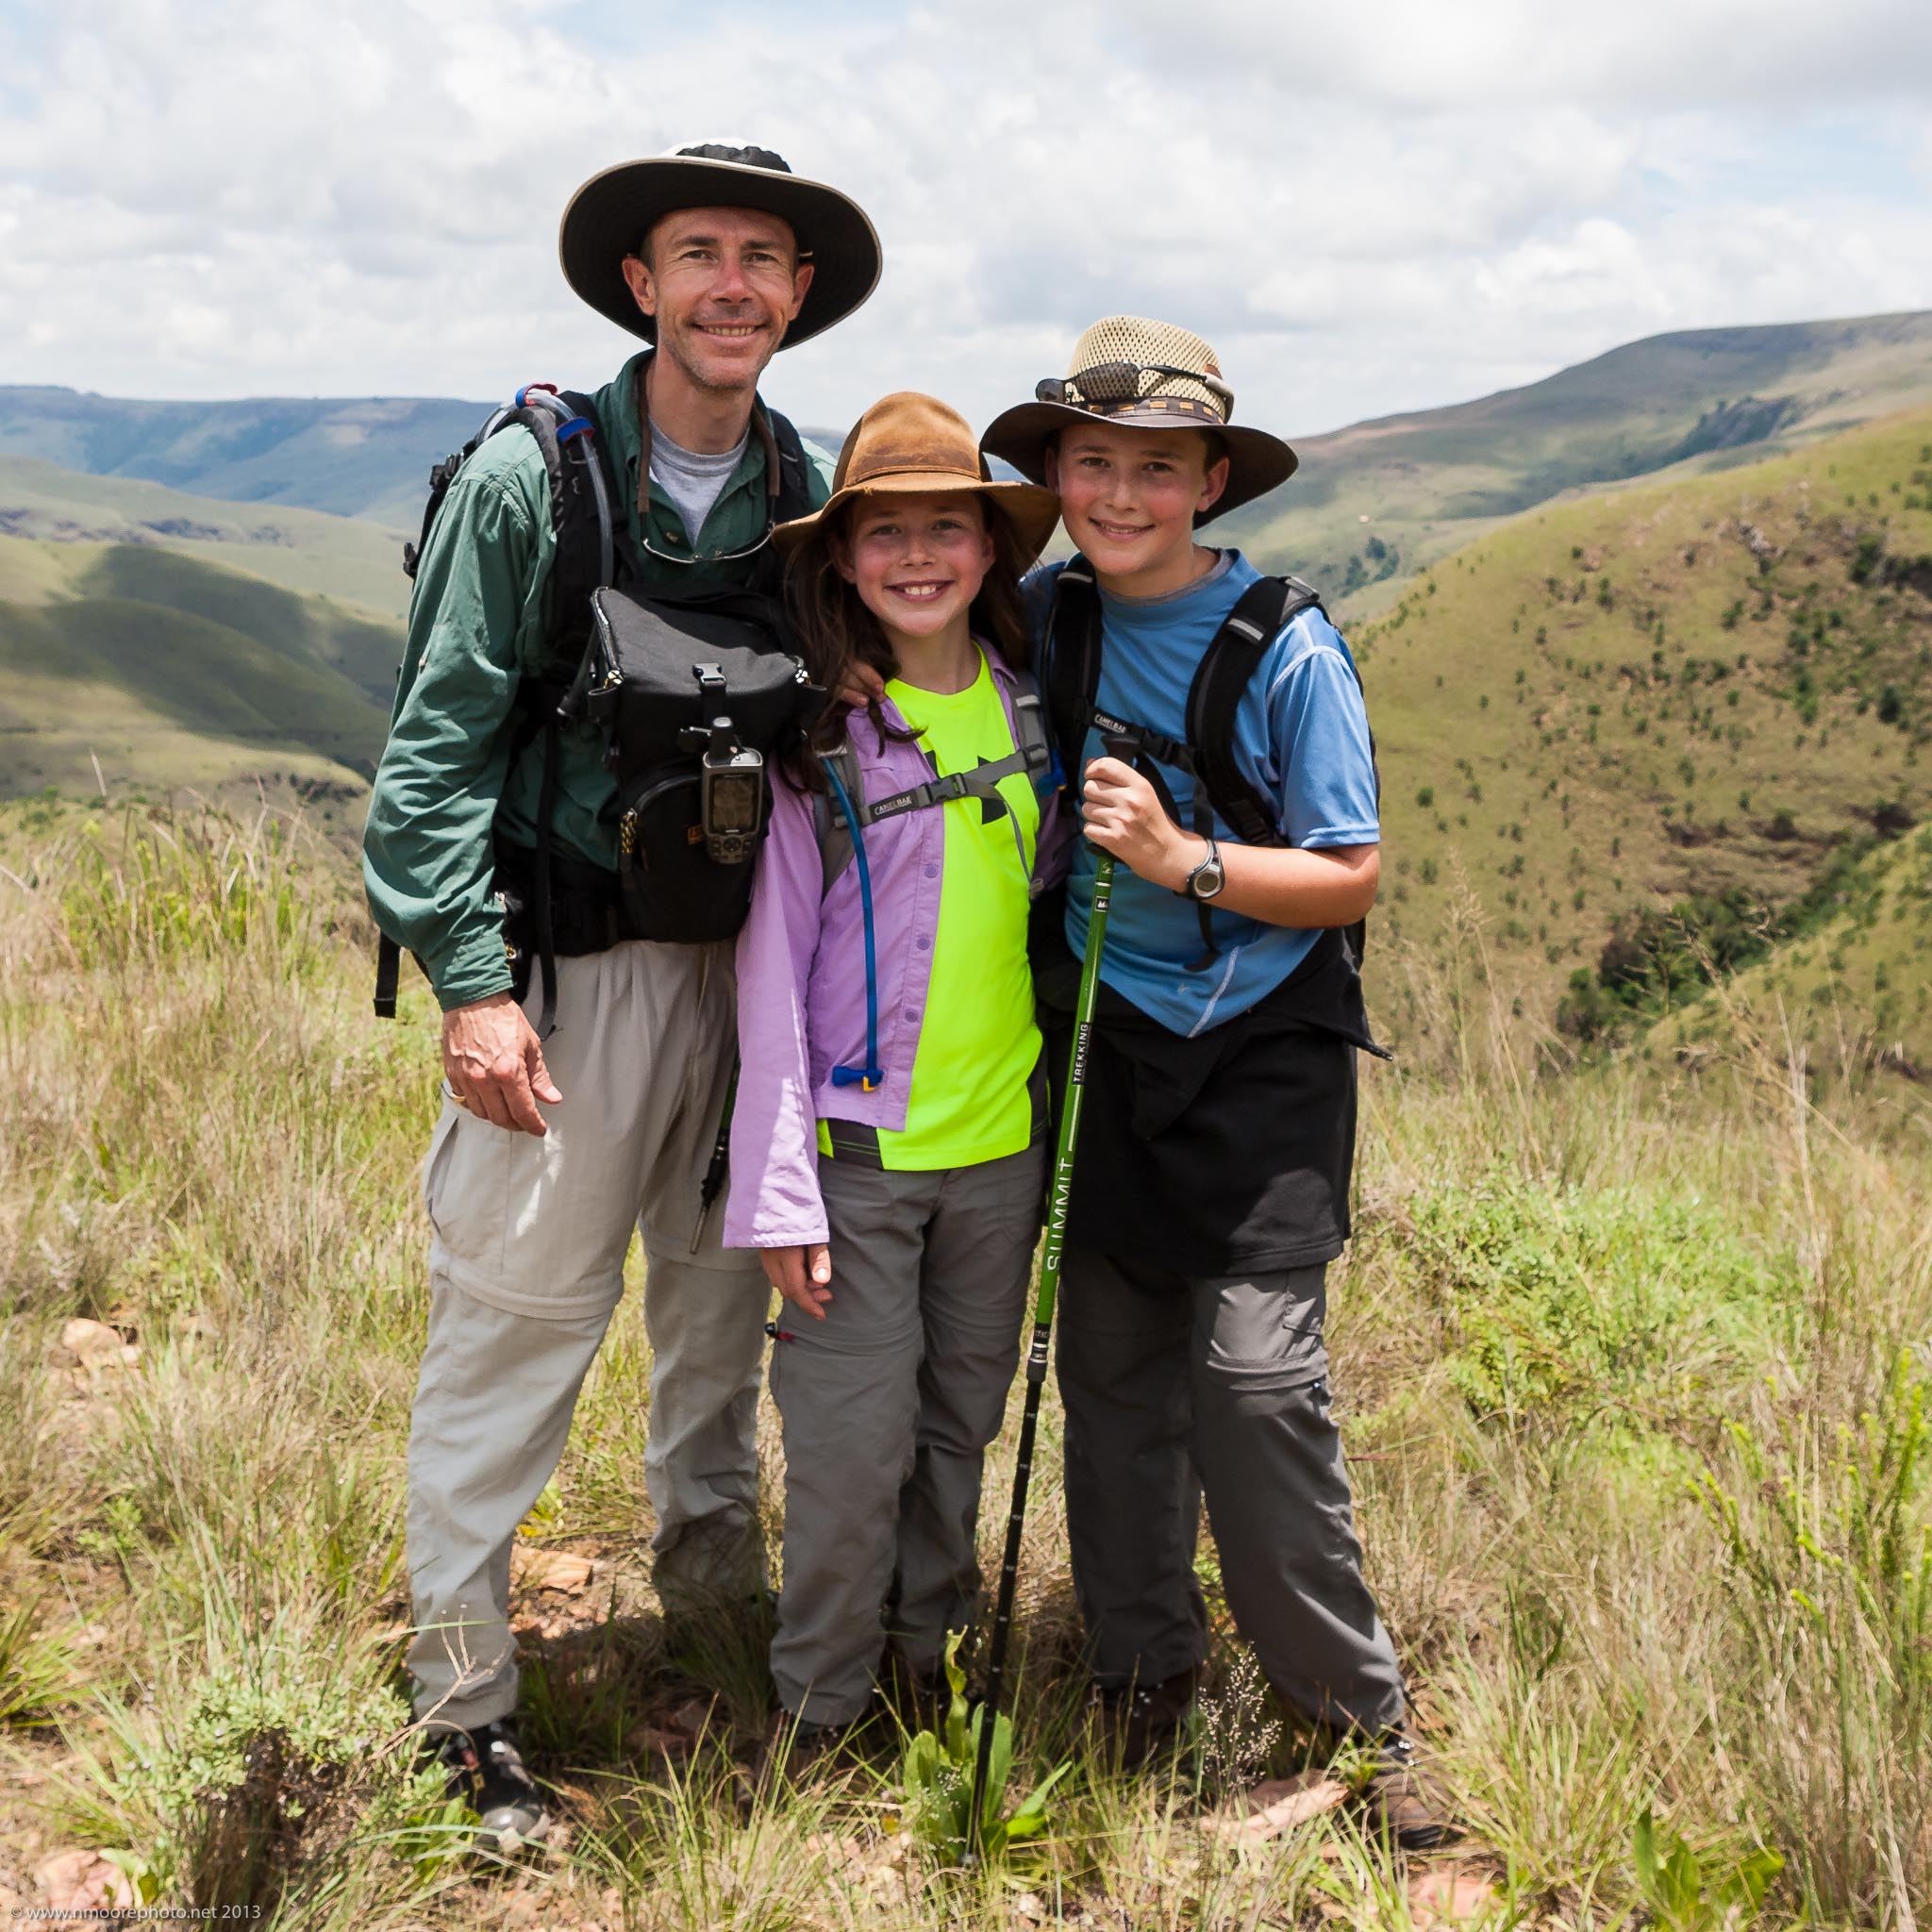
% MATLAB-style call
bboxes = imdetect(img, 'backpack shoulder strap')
[1182,574,1328,851]
[1042,558,1102,782]
[813,736,865,899]
[765,406,818,525]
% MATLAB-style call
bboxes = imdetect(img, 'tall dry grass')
[2,799,1928,1928]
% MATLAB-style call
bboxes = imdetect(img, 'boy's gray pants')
[406,941,770,1731]
[769,1141,1047,1725]
[1057,1252,1407,1737]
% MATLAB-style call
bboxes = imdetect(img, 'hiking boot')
[1364,1737,1458,1852]
[757,1709,858,1784]
[1086,1664,1201,1771]
[430,1718,550,1850]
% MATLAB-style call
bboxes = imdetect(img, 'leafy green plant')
[898,1630,1071,1866]
[1411,1174,1789,1433]
[1633,1807,1782,1929]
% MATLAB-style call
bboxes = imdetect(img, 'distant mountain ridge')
[9,309,1929,599]
[0,387,488,525]
[1221,308,1932,614]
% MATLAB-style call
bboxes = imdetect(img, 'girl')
[726,392,1064,1746]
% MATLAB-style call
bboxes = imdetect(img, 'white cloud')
[0,0,1927,443]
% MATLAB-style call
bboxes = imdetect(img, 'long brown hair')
[781,495,1038,787]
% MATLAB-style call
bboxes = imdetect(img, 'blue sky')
[0,0,1927,437]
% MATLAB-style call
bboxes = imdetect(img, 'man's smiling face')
[622,206,813,396]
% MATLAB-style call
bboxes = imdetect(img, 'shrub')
[1411,1176,1790,1435]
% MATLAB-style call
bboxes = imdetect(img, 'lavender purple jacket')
[725,648,1069,1249]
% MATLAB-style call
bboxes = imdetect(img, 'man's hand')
[1081,756,1197,890]
[441,991,562,1135]
[761,1243,833,1320]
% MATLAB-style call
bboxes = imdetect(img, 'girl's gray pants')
[769,1140,1047,1725]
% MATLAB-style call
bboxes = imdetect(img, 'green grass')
[2,798,1928,1926]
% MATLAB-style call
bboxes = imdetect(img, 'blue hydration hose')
[824,758,884,1091]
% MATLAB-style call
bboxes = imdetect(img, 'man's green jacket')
[361,350,835,1012]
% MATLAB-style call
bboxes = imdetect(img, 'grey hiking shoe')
[1365,1736,1458,1851]
[432,1719,550,1850]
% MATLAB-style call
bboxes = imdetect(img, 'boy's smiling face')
[1046,421,1230,595]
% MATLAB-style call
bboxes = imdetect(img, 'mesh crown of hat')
[1069,316,1229,417]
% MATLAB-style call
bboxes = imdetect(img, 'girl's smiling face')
[836,491,995,641]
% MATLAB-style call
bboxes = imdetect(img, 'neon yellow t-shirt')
[823,649,1041,1171]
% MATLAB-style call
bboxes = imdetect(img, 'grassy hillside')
[0,454,409,618]
[3,802,1927,1925]
[1633,823,1932,1073]
[0,386,486,524]
[1228,309,1932,620]
[0,534,396,799]
[1362,405,1932,1041]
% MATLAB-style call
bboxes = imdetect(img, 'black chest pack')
[1042,558,1378,971]
[374,383,824,1033]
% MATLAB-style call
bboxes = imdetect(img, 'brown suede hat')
[558,142,880,348]
[980,314,1298,525]
[775,392,1062,562]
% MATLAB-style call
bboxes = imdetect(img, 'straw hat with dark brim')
[558,143,881,348]
[980,315,1297,525]
[775,392,1062,564]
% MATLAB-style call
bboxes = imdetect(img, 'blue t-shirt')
[1027,550,1379,1038]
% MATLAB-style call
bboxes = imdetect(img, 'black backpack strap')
[1183,573,1378,967]
[1042,559,1102,784]
[1184,575,1326,851]
[766,406,818,524]
[373,933,402,1018]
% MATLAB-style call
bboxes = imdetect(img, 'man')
[363,142,879,1843]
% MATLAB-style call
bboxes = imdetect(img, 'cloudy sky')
[3,0,1929,438]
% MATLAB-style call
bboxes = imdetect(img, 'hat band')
[1074,393,1224,425]
[844,452,986,487]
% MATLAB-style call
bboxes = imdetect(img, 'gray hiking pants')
[769,1141,1047,1725]
[406,941,770,1731]
[1057,1252,1407,1737]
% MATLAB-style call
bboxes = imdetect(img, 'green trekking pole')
[968,841,1117,1853]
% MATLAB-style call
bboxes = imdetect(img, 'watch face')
[1192,858,1226,900]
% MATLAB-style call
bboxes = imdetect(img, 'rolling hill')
[0,534,397,803]
[1359,403,1932,1047]
[1225,308,1932,620]
[0,454,410,618]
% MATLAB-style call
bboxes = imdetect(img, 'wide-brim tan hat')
[775,392,1063,563]
[559,142,881,348]
[979,315,1297,525]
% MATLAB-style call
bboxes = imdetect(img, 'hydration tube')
[824,758,883,1091]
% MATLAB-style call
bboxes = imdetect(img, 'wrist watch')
[1180,835,1226,902]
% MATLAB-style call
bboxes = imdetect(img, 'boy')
[981,317,1451,1849]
